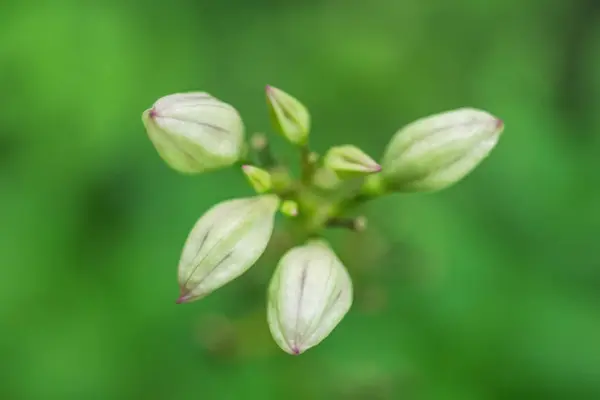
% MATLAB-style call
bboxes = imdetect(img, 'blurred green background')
[2,0,600,399]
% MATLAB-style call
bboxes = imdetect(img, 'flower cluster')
[142,87,504,355]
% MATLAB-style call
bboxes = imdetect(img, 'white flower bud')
[267,239,353,355]
[380,108,504,192]
[177,194,280,303]
[142,92,245,174]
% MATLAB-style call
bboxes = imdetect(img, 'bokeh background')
[2,0,600,399]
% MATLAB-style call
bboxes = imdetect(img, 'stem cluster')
[246,133,380,236]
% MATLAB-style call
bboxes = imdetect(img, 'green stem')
[251,133,277,169]
[326,216,367,232]
[300,145,312,184]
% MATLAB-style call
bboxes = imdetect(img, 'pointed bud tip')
[176,291,192,304]
[241,164,251,171]
[292,346,301,355]
[352,163,381,174]
[495,118,504,130]
[149,108,157,118]
[352,161,382,174]
[370,164,382,173]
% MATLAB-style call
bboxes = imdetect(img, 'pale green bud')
[280,200,299,217]
[324,145,381,179]
[267,239,353,355]
[142,92,245,174]
[241,165,272,194]
[177,194,280,303]
[266,85,310,146]
[381,108,504,192]
[312,166,342,190]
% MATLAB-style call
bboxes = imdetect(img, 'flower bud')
[265,85,310,146]
[142,92,245,174]
[380,108,504,192]
[267,239,353,355]
[280,200,299,217]
[312,166,342,190]
[241,165,272,194]
[177,194,280,303]
[324,145,381,179]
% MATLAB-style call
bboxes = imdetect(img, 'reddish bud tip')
[176,291,191,304]
[292,346,301,355]
[149,108,157,118]
[495,118,504,130]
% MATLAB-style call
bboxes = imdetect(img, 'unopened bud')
[312,167,342,190]
[280,200,299,217]
[142,92,245,174]
[242,165,272,194]
[381,108,504,192]
[324,145,381,179]
[250,132,268,151]
[177,195,280,303]
[265,85,310,146]
[267,239,353,355]
[353,216,368,232]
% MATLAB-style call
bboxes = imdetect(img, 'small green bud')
[177,194,280,303]
[241,165,272,194]
[280,200,299,217]
[353,216,368,232]
[267,239,353,355]
[381,108,504,192]
[265,85,310,146]
[324,145,381,179]
[312,167,342,190]
[250,132,268,151]
[142,92,245,174]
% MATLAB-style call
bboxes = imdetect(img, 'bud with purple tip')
[177,194,280,303]
[324,145,382,179]
[267,239,353,355]
[142,92,245,174]
[380,108,504,192]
